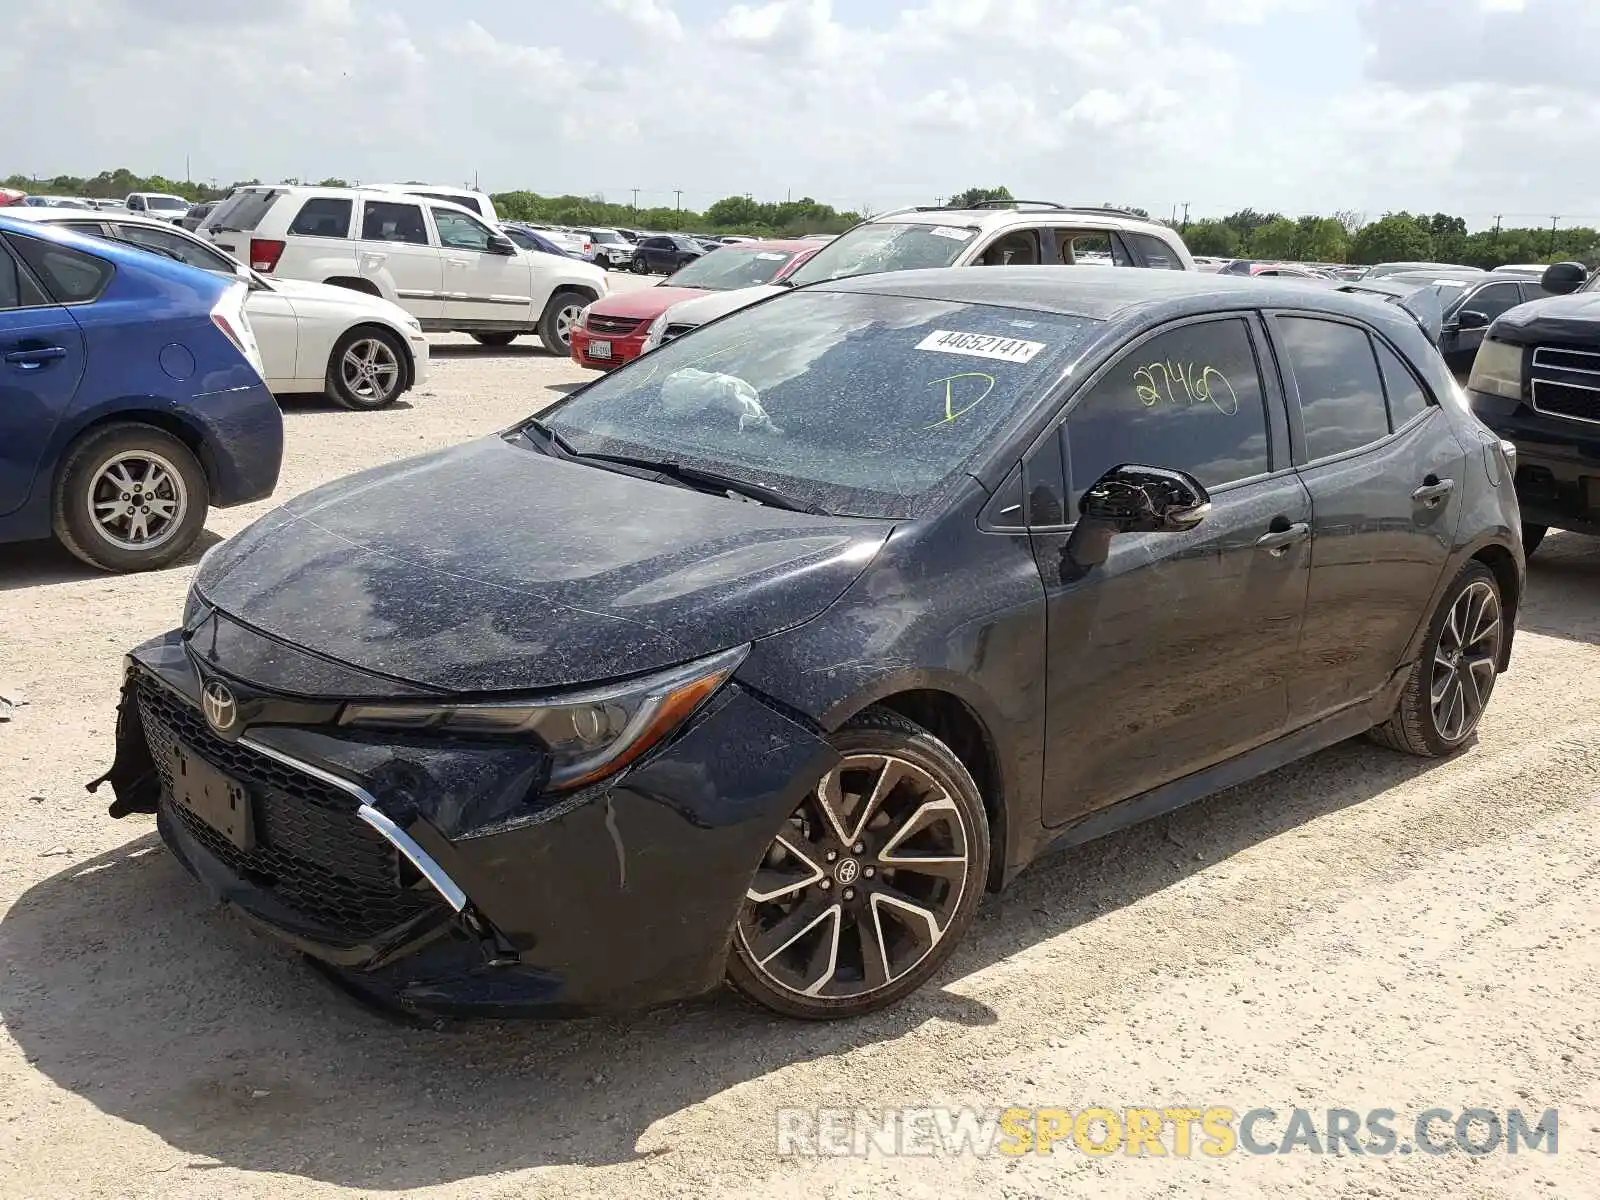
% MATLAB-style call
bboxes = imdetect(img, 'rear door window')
[0,245,51,309]
[1064,316,1272,505]
[287,198,353,238]
[1276,317,1388,460]
[360,201,429,245]
[5,234,114,303]
[1055,230,1133,267]
[206,189,281,232]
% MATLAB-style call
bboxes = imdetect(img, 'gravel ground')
[3,296,1599,1198]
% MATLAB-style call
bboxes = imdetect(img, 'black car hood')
[1492,291,1600,346]
[195,437,892,693]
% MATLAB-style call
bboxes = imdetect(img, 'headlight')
[1467,338,1524,400]
[403,315,422,331]
[641,312,668,352]
[576,304,591,329]
[339,645,747,790]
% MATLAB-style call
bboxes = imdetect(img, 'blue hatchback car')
[0,215,283,571]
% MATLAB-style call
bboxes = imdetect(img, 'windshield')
[784,222,976,287]
[147,195,189,211]
[592,230,625,244]
[541,290,1094,518]
[1581,272,1600,293]
[665,247,801,290]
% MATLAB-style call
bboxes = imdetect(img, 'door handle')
[4,346,68,369]
[1411,477,1455,508]
[1255,521,1310,556]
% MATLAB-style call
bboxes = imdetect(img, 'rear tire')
[632,257,650,275]
[1522,523,1547,557]
[326,326,407,411]
[539,290,589,354]
[1369,561,1503,757]
[726,708,990,1020]
[52,423,209,573]
[470,332,518,347]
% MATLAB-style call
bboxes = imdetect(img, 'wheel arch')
[1470,541,1520,671]
[845,687,1009,893]
[332,320,415,392]
[52,407,217,497]
[322,276,383,298]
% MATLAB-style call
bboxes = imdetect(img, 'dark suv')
[1466,261,1600,554]
[95,269,1523,1022]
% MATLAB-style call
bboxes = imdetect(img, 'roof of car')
[715,238,815,253]
[870,204,1176,237]
[820,265,1406,323]
[0,206,174,230]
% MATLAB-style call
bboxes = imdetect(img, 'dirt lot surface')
[3,290,1600,1198]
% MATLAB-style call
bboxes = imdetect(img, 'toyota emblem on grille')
[202,680,238,732]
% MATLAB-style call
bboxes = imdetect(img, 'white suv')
[123,193,192,224]
[643,201,1195,349]
[197,185,608,350]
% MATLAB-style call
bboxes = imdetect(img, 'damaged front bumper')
[93,629,835,1017]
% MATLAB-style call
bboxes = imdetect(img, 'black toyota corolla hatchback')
[94,268,1524,1021]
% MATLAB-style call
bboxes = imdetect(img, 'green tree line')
[9,169,1597,267]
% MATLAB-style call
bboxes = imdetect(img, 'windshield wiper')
[515,417,578,459]
[578,453,820,514]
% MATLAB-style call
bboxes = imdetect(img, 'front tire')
[631,257,650,275]
[726,709,990,1020]
[471,332,518,347]
[1522,523,1547,557]
[539,290,588,353]
[326,326,407,410]
[1369,561,1504,757]
[52,423,209,572]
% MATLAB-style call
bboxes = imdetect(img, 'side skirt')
[1041,673,1408,857]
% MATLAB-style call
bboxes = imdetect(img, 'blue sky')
[4,0,1597,228]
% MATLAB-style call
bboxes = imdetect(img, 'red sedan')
[570,239,821,370]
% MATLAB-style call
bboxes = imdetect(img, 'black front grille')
[587,313,643,336]
[136,675,445,944]
[1530,345,1600,424]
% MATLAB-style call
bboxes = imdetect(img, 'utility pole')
[631,187,640,210]
[185,155,191,184]
[1170,202,1178,225]
[674,189,683,211]
[1491,214,1502,250]
[1181,201,1190,232]
[1549,215,1560,258]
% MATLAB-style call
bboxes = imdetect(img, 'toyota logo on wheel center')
[201,680,237,732]
[834,858,860,886]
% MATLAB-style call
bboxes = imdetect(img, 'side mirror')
[487,233,518,256]
[1541,261,1587,296]
[1065,464,1211,571]
[1456,309,1490,331]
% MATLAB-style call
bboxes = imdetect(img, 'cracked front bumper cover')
[97,630,837,1016]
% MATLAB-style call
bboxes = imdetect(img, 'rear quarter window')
[5,233,114,303]
[288,198,354,238]
[0,245,51,309]
[1128,231,1183,269]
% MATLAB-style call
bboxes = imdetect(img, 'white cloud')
[597,0,683,41]
[0,0,1596,224]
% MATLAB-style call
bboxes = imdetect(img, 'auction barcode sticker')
[915,329,1047,364]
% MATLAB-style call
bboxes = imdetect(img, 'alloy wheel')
[554,303,583,348]
[736,753,973,1001]
[86,450,187,551]
[340,337,402,402]
[1430,579,1502,743]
